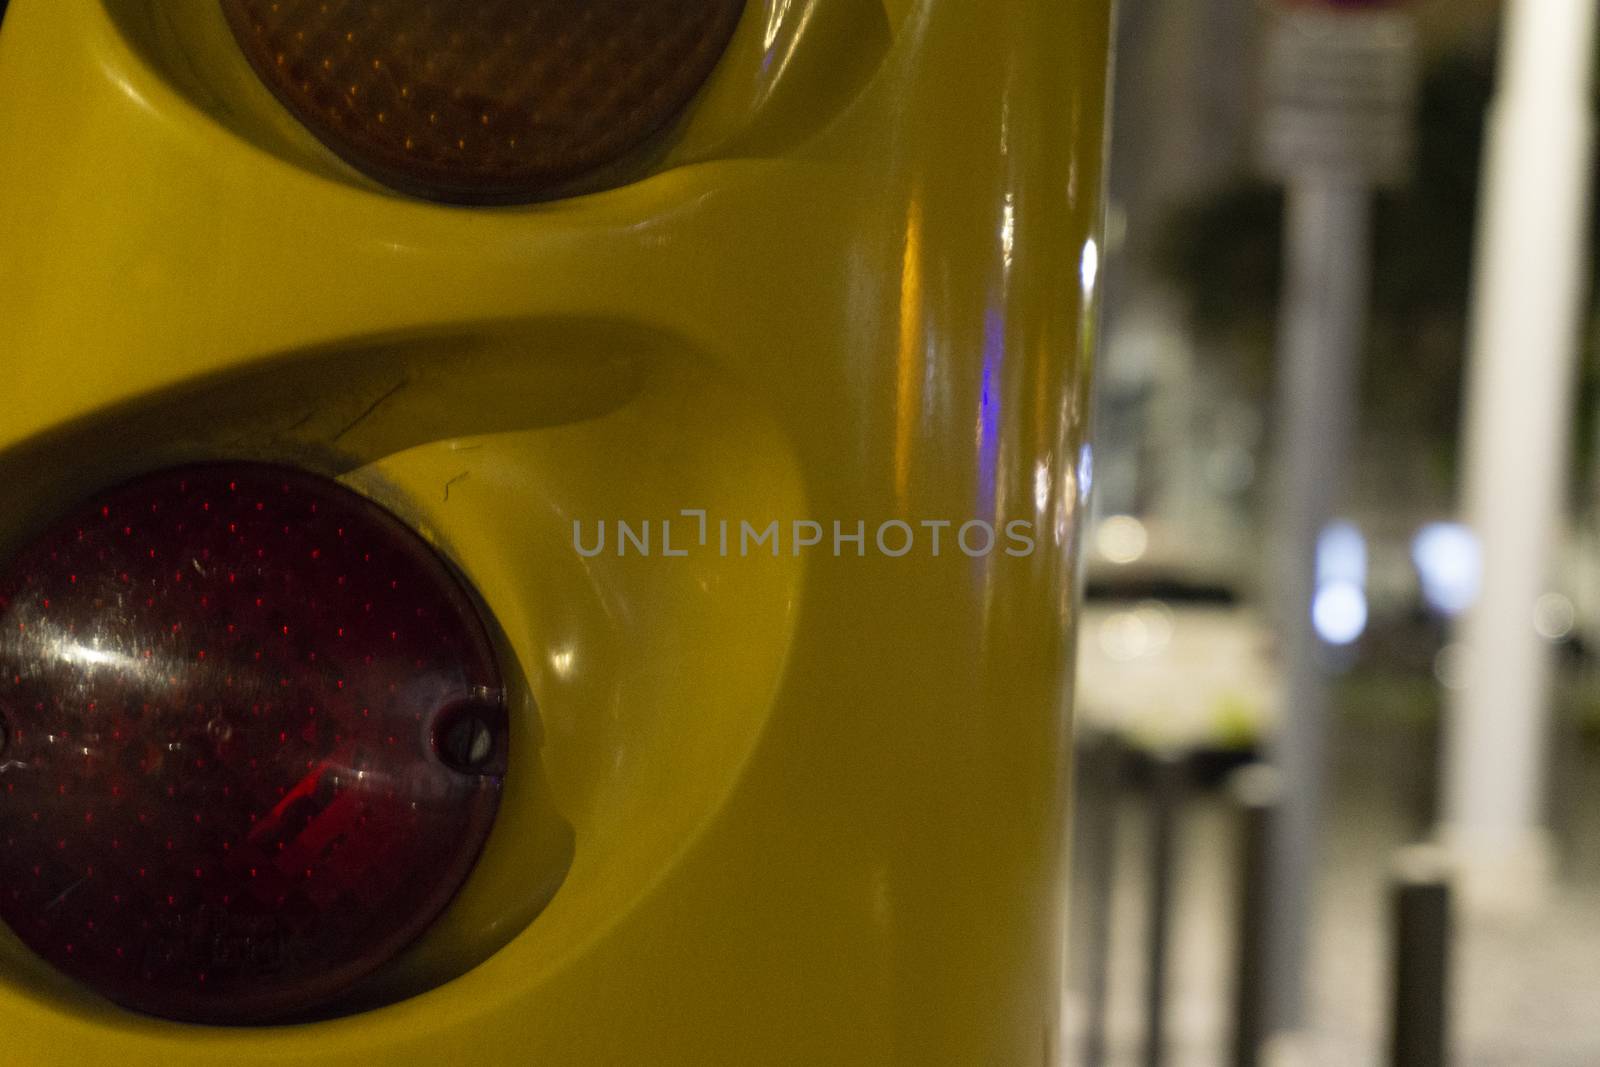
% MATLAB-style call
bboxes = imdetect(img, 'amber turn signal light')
[220,0,748,204]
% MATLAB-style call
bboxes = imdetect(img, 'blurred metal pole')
[1256,6,1415,1046]
[1080,734,1123,1067]
[1143,751,1184,1067]
[1229,765,1281,1067]
[1444,0,1597,914]
[1389,846,1454,1067]
[1264,174,1369,1037]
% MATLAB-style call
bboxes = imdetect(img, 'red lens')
[0,465,507,1023]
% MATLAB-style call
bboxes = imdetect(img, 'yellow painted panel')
[0,0,1111,1062]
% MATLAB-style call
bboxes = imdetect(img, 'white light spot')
[1412,522,1481,617]
[1095,514,1147,565]
[1080,237,1100,296]
[548,646,575,679]
[1001,196,1017,268]
[1534,592,1575,641]
[1317,520,1366,588]
[1312,581,1367,646]
[1097,601,1174,662]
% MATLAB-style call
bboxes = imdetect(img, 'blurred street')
[1065,692,1600,1065]
[1062,700,1600,1062]
[1076,0,1600,1059]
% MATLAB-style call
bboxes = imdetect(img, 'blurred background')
[1065,0,1600,1064]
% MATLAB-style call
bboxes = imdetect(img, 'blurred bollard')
[1144,750,1186,1067]
[1080,733,1123,1067]
[1389,846,1454,1067]
[1229,765,1282,1067]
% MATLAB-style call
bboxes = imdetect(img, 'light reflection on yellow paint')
[764,0,795,48]
[894,194,924,506]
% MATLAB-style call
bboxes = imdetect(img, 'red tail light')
[0,465,507,1023]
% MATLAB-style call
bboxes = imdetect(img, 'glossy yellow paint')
[0,0,1110,1062]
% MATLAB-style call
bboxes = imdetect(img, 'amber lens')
[221,0,747,204]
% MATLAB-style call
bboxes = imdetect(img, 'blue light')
[1411,522,1481,617]
[976,304,1004,509]
[1313,581,1368,646]
[1317,520,1367,588]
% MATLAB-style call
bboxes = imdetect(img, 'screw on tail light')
[0,465,508,1023]
[220,0,749,204]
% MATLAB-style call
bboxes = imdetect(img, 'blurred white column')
[1445,0,1597,912]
